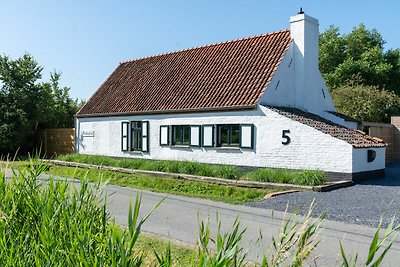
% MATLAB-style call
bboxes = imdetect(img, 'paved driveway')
[248,161,400,228]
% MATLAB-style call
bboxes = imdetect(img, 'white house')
[76,11,386,181]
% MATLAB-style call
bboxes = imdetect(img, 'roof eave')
[76,104,257,118]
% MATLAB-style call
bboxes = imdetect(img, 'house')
[76,11,386,181]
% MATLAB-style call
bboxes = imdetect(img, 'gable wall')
[74,106,385,174]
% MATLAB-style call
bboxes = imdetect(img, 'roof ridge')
[119,29,290,65]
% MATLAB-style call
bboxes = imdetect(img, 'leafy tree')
[0,53,81,155]
[331,83,400,123]
[319,24,400,95]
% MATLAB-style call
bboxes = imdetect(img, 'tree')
[0,53,81,155]
[319,24,400,95]
[331,83,400,123]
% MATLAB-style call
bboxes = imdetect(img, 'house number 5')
[282,130,291,145]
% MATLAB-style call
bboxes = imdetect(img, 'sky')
[1,1,399,101]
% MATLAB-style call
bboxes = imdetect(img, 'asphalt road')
[4,168,400,266]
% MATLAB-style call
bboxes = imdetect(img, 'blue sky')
[1,1,398,100]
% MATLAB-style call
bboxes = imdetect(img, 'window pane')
[136,130,142,150]
[174,126,182,144]
[131,121,143,151]
[220,126,229,145]
[173,125,190,145]
[183,127,190,144]
[231,125,240,145]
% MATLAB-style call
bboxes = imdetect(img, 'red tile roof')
[77,30,292,116]
[267,106,386,148]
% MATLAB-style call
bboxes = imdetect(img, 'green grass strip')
[48,166,275,204]
[56,154,326,186]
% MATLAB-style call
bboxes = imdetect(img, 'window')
[172,125,190,145]
[217,124,240,147]
[121,121,149,152]
[131,121,142,151]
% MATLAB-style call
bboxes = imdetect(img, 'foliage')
[48,166,273,204]
[56,154,326,186]
[0,157,157,266]
[196,216,247,267]
[243,168,325,186]
[57,153,241,179]
[1,158,397,266]
[261,201,323,267]
[332,84,400,122]
[0,53,82,155]
[340,216,399,267]
[319,24,400,94]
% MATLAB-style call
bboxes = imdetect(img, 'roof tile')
[267,106,386,148]
[78,30,292,116]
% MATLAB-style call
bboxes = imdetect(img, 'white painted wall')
[76,106,385,174]
[352,148,385,173]
[260,13,340,124]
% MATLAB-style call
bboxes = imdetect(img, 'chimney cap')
[298,8,305,14]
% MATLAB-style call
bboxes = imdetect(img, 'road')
[104,183,400,266]
[4,168,400,266]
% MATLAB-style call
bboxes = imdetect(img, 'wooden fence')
[39,128,75,156]
[362,117,400,163]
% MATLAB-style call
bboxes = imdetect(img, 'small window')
[172,125,190,145]
[217,124,240,147]
[131,121,143,151]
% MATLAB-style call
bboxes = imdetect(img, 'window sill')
[171,145,191,148]
[125,151,144,154]
[215,147,241,151]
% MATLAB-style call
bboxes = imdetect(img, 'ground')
[247,161,400,228]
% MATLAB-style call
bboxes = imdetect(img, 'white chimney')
[290,10,320,111]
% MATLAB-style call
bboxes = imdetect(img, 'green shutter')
[121,122,129,151]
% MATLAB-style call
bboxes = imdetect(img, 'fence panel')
[40,128,75,156]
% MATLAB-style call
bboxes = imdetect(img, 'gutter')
[75,105,258,118]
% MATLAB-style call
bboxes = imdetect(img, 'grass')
[57,154,241,179]
[136,234,195,266]
[56,154,326,186]
[1,158,396,266]
[48,166,275,204]
[243,168,326,186]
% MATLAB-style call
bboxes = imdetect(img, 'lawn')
[48,166,274,204]
[56,154,326,186]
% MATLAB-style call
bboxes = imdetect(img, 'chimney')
[290,9,320,111]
